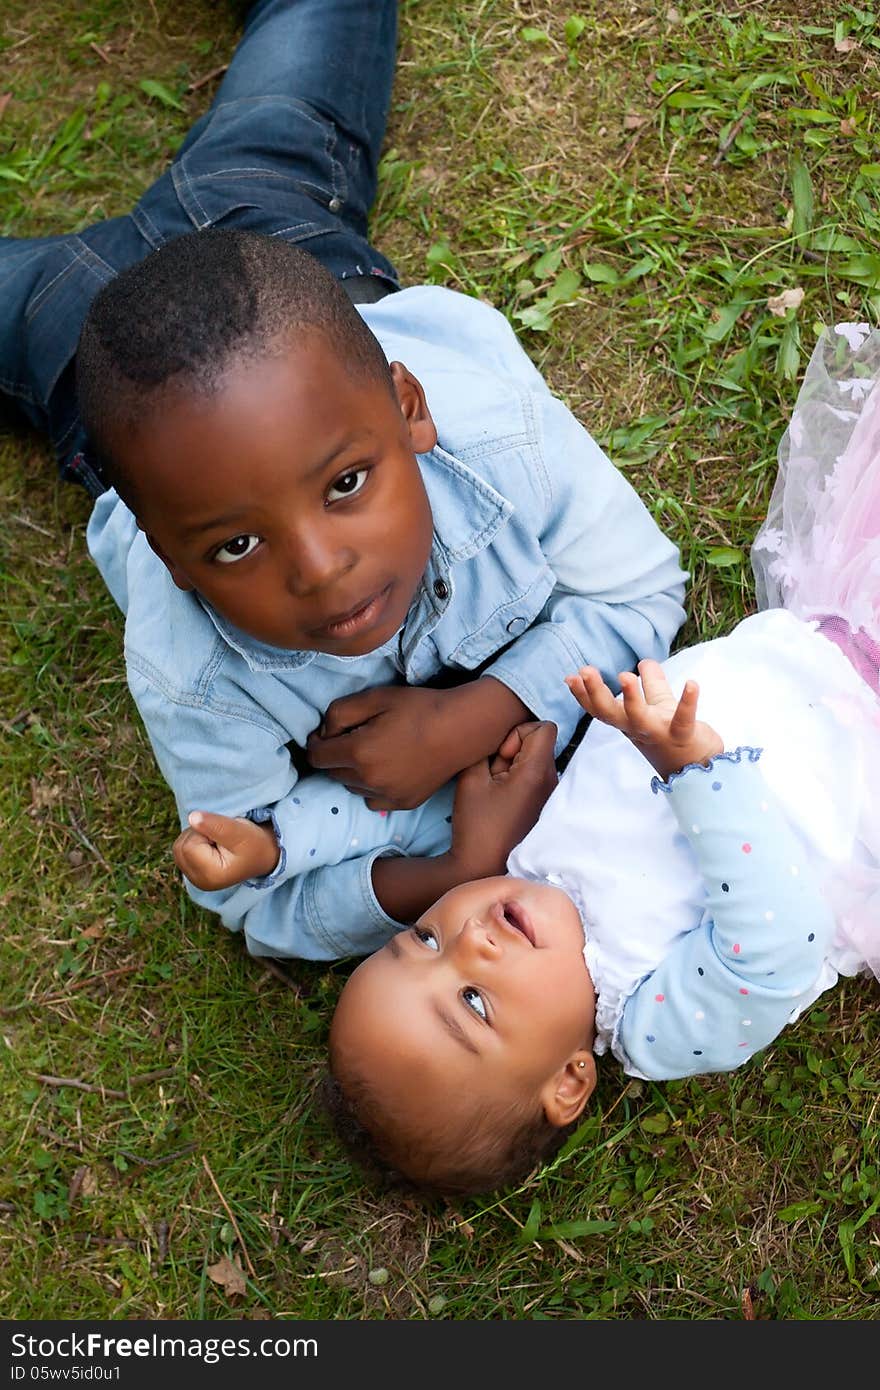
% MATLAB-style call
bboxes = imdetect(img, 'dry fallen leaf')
[29,778,63,812]
[206,1254,247,1298]
[767,286,804,317]
[67,1166,99,1205]
[80,1167,99,1198]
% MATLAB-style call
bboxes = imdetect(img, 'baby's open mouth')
[501,901,536,946]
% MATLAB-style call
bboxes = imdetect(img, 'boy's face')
[116,335,436,654]
[330,876,597,1137]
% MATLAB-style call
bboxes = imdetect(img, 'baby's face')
[330,875,596,1130]
[115,335,436,655]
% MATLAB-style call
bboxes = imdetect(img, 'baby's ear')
[389,360,438,454]
[143,532,195,592]
[541,1052,597,1128]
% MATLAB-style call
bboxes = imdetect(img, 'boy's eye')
[462,987,487,1022]
[326,468,368,503]
[413,925,439,951]
[214,534,261,565]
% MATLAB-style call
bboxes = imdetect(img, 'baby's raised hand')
[173,810,280,891]
[565,660,723,781]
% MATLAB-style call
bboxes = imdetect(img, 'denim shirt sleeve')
[127,664,455,959]
[483,392,688,750]
[617,751,834,1080]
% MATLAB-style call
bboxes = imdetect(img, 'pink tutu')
[752,322,880,977]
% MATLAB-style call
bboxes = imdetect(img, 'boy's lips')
[312,584,393,640]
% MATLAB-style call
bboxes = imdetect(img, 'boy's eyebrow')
[177,434,370,540]
[180,508,252,540]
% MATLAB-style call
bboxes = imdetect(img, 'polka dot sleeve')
[616,749,834,1080]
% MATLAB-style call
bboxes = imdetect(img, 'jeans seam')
[172,161,210,229]
[130,202,167,249]
[24,239,116,327]
[178,95,348,210]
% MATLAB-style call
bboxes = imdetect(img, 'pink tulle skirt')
[752,322,880,977]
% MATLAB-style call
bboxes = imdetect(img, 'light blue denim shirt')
[87,285,687,960]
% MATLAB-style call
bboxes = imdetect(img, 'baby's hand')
[449,720,559,878]
[565,660,723,781]
[173,811,280,891]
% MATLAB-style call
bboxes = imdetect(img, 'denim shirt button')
[506,615,526,634]
[328,196,343,212]
[433,578,449,601]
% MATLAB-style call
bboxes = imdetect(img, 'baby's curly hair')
[321,1068,578,1197]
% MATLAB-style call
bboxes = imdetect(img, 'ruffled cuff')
[651,745,762,796]
[242,805,286,888]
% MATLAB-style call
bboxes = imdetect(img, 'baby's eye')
[462,987,487,1022]
[326,469,368,503]
[213,534,261,565]
[413,926,439,951]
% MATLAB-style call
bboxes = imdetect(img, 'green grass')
[2,0,880,1319]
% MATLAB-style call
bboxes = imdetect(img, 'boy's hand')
[448,720,559,879]
[173,811,280,891]
[306,680,530,811]
[565,660,723,782]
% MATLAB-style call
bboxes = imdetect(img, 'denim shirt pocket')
[442,562,557,670]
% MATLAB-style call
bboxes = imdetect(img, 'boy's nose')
[282,531,355,597]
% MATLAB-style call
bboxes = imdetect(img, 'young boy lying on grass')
[3,0,686,960]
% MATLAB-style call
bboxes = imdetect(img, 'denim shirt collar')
[200,443,514,672]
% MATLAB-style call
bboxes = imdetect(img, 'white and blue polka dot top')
[507,608,876,1079]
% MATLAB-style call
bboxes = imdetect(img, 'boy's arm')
[181,720,558,936]
[482,391,687,753]
[618,753,834,1079]
[183,779,458,960]
[129,667,459,958]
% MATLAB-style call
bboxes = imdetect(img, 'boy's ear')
[143,530,195,592]
[541,1051,597,1129]
[389,360,438,454]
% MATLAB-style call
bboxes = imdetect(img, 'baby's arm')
[617,753,833,1079]
[174,810,280,888]
[568,660,833,1079]
[372,720,558,921]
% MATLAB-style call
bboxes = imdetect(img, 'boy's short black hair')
[75,228,394,503]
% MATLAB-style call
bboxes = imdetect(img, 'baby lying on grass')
[325,620,879,1193]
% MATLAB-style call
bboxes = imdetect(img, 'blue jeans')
[0,0,400,496]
